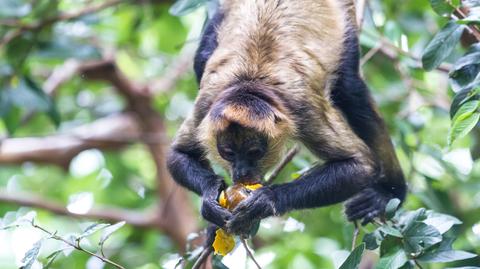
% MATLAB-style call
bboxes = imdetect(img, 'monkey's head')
[199,84,296,183]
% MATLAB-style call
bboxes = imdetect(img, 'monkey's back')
[200,0,356,97]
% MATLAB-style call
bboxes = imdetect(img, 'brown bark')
[79,59,198,249]
[0,114,140,167]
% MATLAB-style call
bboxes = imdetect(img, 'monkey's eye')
[221,148,235,160]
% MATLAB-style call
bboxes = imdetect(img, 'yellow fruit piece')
[244,183,263,191]
[219,191,227,208]
[212,228,235,256]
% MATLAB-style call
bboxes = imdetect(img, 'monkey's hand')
[345,185,393,225]
[227,186,277,235]
[201,181,233,228]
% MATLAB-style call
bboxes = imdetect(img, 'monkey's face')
[216,123,270,183]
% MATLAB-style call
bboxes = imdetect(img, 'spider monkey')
[167,0,407,235]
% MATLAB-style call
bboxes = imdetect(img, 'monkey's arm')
[167,117,232,227]
[228,105,378,234]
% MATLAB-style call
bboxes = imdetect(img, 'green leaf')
[385,198,401,219]
[419,250,477,262]
[1,211,36,230]
[424,212,462,234]
[99,221,125,247]
[212,254,229,269]
[450,87,480,117]
[398,208,427,231]
[452,100,480,122]
[380,235,403,256]
[5,35,34,70]
[403,222,442,255]
[429,0,455,16]
[418,237,477,262]
[375,249,408,269]
[448,111,480,146]
[339,243,365,269]
[2,105,21,134]
[422,22,465,70]
[449,52,480,92]
[78,223,110,240]
[379,225,403,238]
[169,0,208,16]
[363,231,383,250]
[457,16,480,25]
[20,239,42,269]
[44,250,62,269]
[23,77,61,126]
[0,89,12,117]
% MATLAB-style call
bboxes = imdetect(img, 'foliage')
[420,0,480,145]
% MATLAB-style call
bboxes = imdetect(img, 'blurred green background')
[0,0,479,268]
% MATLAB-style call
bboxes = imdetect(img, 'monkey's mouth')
[232,175,262,185]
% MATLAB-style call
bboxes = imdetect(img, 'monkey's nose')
[233,168,255,183]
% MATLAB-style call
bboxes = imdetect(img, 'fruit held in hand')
[213,183,263,256]
[212,228,235,256]
[218,183,263,211]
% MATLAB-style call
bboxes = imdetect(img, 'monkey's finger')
[345,188,376,207]
[346,206,376,222]
[345,197,375,216]
[201,200,233,227]
[227,213,254,235]
[361,210,380,225]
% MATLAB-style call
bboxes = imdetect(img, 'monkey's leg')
[332,42,407,222]
[193,11,223,81]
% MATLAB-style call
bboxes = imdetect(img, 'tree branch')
[78,58,198,249]
[32,222,126,269]
[0,114,143,166]
[0,189,159,229]
[0,0,125,47]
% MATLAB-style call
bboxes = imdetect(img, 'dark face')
[216,123,268,183]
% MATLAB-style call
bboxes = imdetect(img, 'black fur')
[331,27,379,145]
[194,11,224,82]
[331,27,407,222]
[167,144,232,227]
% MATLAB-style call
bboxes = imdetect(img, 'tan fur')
[177,0,370,173]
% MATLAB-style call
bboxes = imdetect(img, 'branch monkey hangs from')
[167,0,407,235]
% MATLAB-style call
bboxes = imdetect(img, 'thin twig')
[362,31,452,73]
[241,238,262,269]
[351,221,360,251]
[32,221,126,269]
[452,6,480,42]
[360,42,382,66]
[192,246,213,269]
[356,0,368,28]
[413,259,424,269]
[265,145,300,185]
